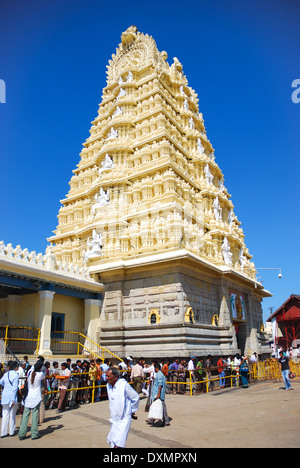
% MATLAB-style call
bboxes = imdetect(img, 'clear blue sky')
[0,0,299,322]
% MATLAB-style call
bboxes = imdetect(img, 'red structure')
[267,294,300,348]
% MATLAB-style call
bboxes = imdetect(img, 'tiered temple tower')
[48,26,271,358]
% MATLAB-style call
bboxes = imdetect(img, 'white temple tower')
[48,26,271,358]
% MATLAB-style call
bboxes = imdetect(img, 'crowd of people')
[127,353,258,397]
[0,356,119,414]
[0,347,298,440]
[103,347,298,448]
[272,344,300,362]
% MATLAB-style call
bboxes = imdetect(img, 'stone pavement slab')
[1,379,299,449]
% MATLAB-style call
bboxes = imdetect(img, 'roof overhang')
[267,294,300,322]
[89,249,272,298]
[0,257,104,300]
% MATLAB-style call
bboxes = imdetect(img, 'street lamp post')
[254,268,282,289]
[256,268,282,279]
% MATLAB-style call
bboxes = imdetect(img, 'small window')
[150,313,157,324]
[212,314,219,326]
[185,307,194,323]
[51,313,65,339]
[149,309,161,324]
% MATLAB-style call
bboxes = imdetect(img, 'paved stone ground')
[1,379,299,449]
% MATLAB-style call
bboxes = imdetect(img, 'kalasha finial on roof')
[121,25,138,49]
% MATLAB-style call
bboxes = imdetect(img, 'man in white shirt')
[100,359,109,400]
[106,367,139,448]
[188,357,195,373]
[233,354,241,386]
[292,345,300,363]
[130,361,144,394]
[250,352,258,364]
[118,359,128,379]
[188,356,196,394]
[234,354,241,367]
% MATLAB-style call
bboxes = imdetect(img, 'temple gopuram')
[47,26,272,358]
[0,26,272,359]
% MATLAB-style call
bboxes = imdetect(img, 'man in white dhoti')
[106,367,139,448]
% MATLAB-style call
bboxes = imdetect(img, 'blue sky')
[0,0,299,322]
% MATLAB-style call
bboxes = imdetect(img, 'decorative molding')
[0,240,91,280]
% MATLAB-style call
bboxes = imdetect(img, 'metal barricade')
[0,325,40,355]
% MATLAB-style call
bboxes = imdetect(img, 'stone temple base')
[94,250,270,359]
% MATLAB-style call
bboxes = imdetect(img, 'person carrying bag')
[145,361,170,427]
[147,397,163,421]
[18,360,47,440]
[0,361,20,438]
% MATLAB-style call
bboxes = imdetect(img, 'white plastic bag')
[148,398,163,420]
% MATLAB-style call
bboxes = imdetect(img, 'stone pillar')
[244,293,260,355]
[84,298,102,344]
[37,290,55,356]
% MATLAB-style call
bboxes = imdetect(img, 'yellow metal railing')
[0,325,41,357]
[78,332,122,363]
[50,330,123,363]
[46,370,106,405]
[0,325,122,364]
[163,368,253,396]
[252,359,300,381]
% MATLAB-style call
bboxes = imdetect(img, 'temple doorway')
[233,321,247,355]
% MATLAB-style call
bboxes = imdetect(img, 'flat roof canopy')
[0,269,103,300]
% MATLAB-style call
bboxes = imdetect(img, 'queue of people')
[129,354,255,396]
[0,353,253,419]
[0,349,297,440]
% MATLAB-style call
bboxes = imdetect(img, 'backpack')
[19,378,28,402]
